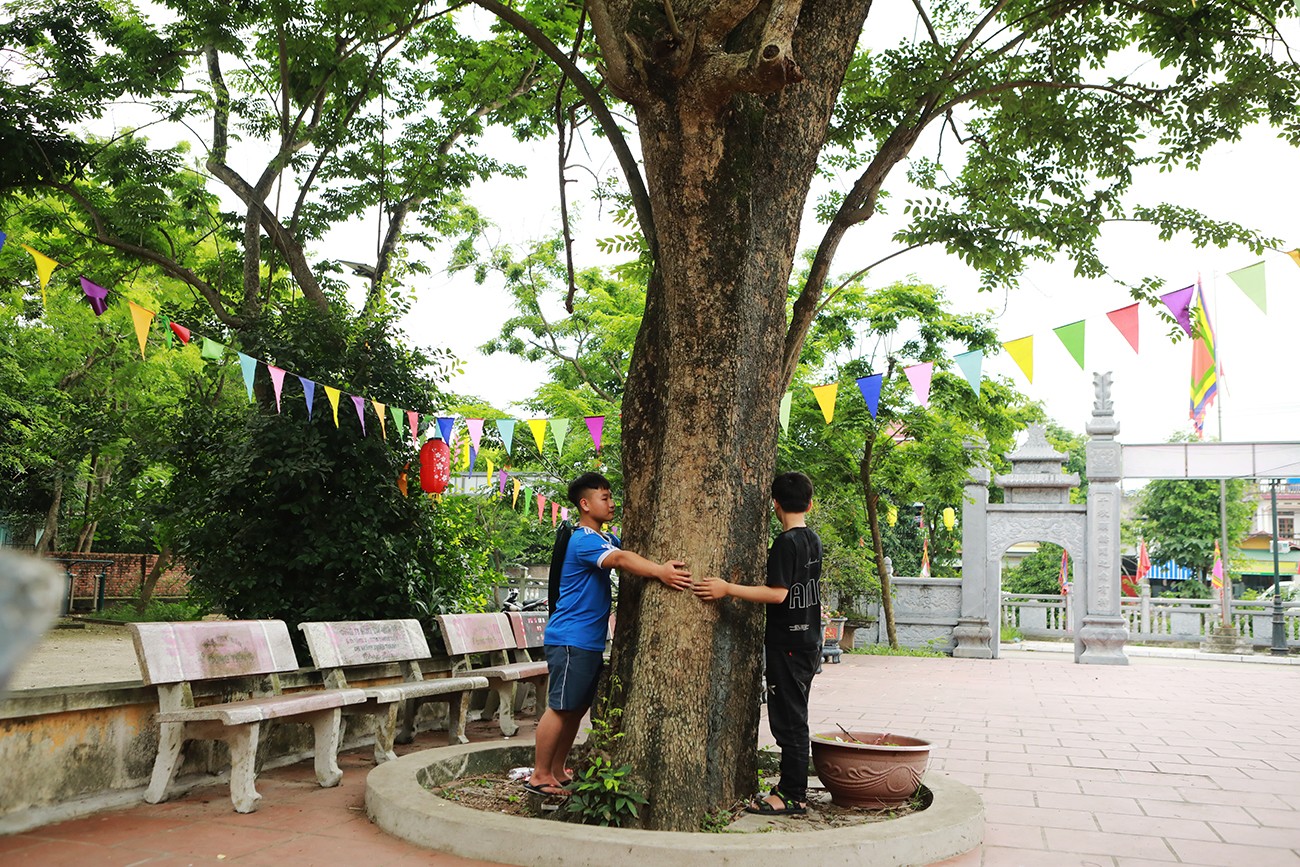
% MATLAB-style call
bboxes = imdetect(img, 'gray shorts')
[544,645,604,711]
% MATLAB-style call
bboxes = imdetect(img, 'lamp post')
[1271,479,1287,656]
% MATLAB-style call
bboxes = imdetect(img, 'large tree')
[472,0,1300,829]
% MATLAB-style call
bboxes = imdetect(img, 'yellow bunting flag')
[512,478,522,508]
[324,386,341,427]
[1003,336,1034,383]
[22,245,59,304]
[461,437,470,471]
[811,383,839,424]
[127,301,155,358]
[527,418,548,453]
[1288,249,1300,268]
[372,399,387,438]
[486,458,494,491]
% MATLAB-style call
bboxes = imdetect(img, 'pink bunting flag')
[466,419,484,454]
[407,410,419,447]
[80,277,109,316]
[1106,303,1140,353]
[1159,284,1196,336]
[585,416,605,451]
[536,494,546,523]
[351,396,366,434]
[903,362,934,409]
[561,507,570,523]
[551,501,560,527]
[267,365,286,412]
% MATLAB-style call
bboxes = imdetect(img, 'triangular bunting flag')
[390,405,404,439]
[528,419,548,453]
[80,277,109,316]
[856,375,883,418]
[1287,249,1300,268]
[407,410,419,447]
[551,501,560,527]
[903,362,934,409]
[1159,284,1196,336]
[268,366,286,412]
[0,230,5,252]
[811,383,838,424]
[372,399,387,438]
[953,350,983,394]
[496,419,516,454]
[498,469,508,495]
[351,395,366,434]
[300,378,316,419]
[551,418,570,453]
[512,478,522,508]
[1053,320,1086,370]
[1003,336,1034,383]
[779,392,792,435]
[237,352,257,400]
[200,337,224,360]
[466,419,485,454]
[169,322,191,344]
[324,386,341,427]
[128,301,154,358]
[536,493,545,523]
[23,246,59,304]
[1106,304,1140,353]
[585,416,604,451]
[1227,261,1267,313]
[486,458,494,489]
[161,317,174,348]
[436,416,455,444]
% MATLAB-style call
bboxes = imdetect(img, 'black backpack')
[547,521,573,612]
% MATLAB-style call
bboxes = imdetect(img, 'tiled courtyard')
[4,648,1298,865]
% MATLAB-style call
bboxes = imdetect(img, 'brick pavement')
[3,649,1298,865]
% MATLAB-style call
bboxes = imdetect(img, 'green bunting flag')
[201,338,225,360]
[779,392,792,434]
[1227,261,1267,313]
[551,418,570,453]
[1053,320,1086,370]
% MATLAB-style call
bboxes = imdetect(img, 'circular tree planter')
[366,740,981,867]
[811,731,931,809]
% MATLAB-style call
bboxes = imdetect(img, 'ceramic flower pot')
[810,731,930,808]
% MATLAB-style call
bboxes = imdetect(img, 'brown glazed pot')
[811,731,931,808]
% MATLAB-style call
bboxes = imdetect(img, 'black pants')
[765,644,820,802]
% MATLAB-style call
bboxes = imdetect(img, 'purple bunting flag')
[498,468,508,495]
[1159,284,1196,337]
[351,395,366,434]
[80,277,109,316]
[585,416,604,451]
[300,377,316,419]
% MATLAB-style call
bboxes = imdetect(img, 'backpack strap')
[548,521,573,612]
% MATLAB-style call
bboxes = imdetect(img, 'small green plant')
[1000,623,1023,643]
[848,644,944,658]
[95,598,208,622]
[700,807,737,833]
[563,677,649,827]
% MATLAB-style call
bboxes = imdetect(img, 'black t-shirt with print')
[764,526,823,650]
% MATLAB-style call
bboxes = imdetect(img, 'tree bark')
[597,0,872,831]
[36,474,63,555]
[136,544,173,613]
[860,429,898,648]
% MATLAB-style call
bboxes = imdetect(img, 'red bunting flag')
[1106,303,1139,353]
[169,322,192,344]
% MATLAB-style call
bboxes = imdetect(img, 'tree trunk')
[599,0,872,831]
[861,429,898,648]
[137,544,172,613]
[36,474,63,555]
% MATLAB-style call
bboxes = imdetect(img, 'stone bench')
[298,618,488,762]
[435,612,548,737]
[129,620,366,813]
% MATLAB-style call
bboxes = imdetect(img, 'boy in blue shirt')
[525,472,692,797]
[693,471,822,815]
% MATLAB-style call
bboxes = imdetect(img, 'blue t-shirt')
[545,525,621,652]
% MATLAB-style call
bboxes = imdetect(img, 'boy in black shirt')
[693,471,822,815]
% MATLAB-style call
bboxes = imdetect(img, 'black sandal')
[745,789,806,816]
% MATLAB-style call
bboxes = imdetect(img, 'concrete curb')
[366,741,984,867]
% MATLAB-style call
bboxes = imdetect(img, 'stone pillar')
[953,462,994,659]
[1081,372,1129,665]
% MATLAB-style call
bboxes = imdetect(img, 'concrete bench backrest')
[435,613,516,656]
[506,612,547,649]
[129,620,300,686]
[298,619,431,668]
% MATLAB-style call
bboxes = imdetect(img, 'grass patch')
[94,598,208,622]
[847,645,944,658]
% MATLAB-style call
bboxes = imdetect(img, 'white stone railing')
[1003,592,1300,647]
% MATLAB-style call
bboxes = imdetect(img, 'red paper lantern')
[419,439,451,494]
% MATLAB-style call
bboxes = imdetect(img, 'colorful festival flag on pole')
[1058,548,1070,596]
[23,246,59,305]
[1211,540,1224,591]
[1227,261,1267,313]
[550,418,570,454]
[351,396,366,434]
[1137,539,1151,584]
[237,352,257,400]
[779,392,792,434]
[903,362,933,409]
[169,321,191,344]
[953,350,983,395]
[1053,320,1086,370]
[324,386,342,427]
[1159,284,1196,336]
[268,366,286,412]
[80,277,109,316]
[856,374,883,419]
[300,377,316,419]
[1190,280,1218,439]
[1106,303,1140,353]
[528,419,548,453]
[585,416,604,451]
[128,301,154,358]
[496,419,516,454]
[372,399,387,438]
[811,382,838,424]
[1003,336,1034,383]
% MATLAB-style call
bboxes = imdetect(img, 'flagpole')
[1208,273,1232,631]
